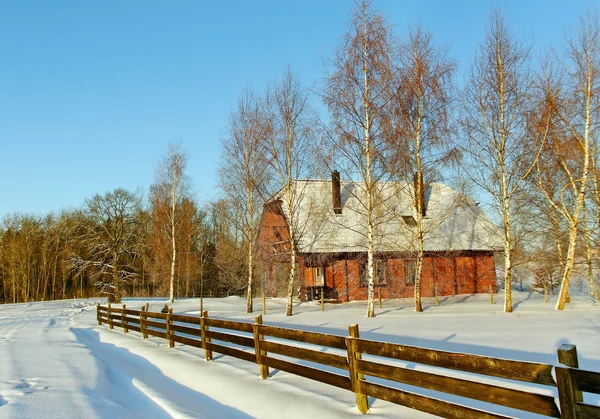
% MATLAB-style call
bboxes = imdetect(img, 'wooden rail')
[96,304,600,418]
[254,322,351,390]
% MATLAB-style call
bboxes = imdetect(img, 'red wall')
[298,253,497,302]
[256,204,497,302]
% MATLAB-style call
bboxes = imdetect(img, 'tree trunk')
[414,226,424,312]
[363,18,376,318]
[113,257,121,304]
[246,237,254,313]
[556,220,578,310]
[285,241,297,316]
[366,217,375,318]
[169,189,177,303]
[501,164,513,313]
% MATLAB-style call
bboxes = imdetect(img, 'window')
[405,260,416,286]
[375,260,386,286]
[359,260,387,287]
[311,267,324,287]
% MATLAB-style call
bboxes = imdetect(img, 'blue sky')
[0,0,594,217]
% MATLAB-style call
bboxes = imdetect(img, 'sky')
[0,0,595,217]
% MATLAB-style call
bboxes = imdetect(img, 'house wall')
[298,252,497,302]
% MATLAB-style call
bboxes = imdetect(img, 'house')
[257,172,503,302]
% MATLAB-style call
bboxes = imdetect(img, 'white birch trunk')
[497,40,513,313]
[585,235,595,298]
[246,189,254,313]
[362,10,376,318]
[246,237,253,313]
[501,184,513,313]
[285,241,296,316]
[169,201,176,303]
[555,61,592,310]
[414,110,424,313]
[366,220,375,317]
[414,210,424,312]
[582,203,595,297]
[285,180,297,316]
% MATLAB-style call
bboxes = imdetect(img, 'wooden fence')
[97,304,600,419]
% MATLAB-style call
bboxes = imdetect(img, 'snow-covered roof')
[270,180,503,254]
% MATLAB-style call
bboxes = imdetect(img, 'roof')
[269,179,503,254]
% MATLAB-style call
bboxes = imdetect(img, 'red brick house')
[257,172,502,302]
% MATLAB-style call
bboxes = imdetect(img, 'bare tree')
[219,88,271,313]
[69,189,143,303]
[322,0,395,317]
[390,25,457,312]
[461,9,535,313]
[193,206,216,312]
[533,10,600,310]
[264,68,315,316]
[151,143,190,303]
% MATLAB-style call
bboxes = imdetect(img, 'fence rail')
[97,304,600,419]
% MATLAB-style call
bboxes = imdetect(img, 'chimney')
[414,172,426,217]
[332,170,342,214]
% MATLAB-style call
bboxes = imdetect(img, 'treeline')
[0,185,266,304]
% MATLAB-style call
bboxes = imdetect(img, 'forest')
[1,1,599,316]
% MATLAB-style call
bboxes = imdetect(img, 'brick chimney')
[332,170,342,214]
[414,172,426,217]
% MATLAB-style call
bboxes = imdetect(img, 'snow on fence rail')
[96,304,600,419]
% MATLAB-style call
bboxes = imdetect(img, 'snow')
[0,291,598,418]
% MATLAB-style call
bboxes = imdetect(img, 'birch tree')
[219,88,270,313]
[322,0,395,318]
[263,68,315,316]
[151,143,190,303]
[533,10,600,310]
[461,10,535,313]
[391,25,457,312]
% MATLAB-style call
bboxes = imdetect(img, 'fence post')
[347,324,368,414]
[544,284,548,303]
[108,303,113,329]
[145,302,149,312]
[253,314,269,379]
[122,304,128,333]
[434,285,439,307]
[556,367,577,419]
[557,344,583,402]
[201,310,212,361]
[140,306,147,338]
[489,285,494,305]
[167,308,174,348]
[321,286,325,311]
[97,304,101,326]
[378,287,382,309]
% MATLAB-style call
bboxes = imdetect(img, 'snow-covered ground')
[0,291,598,418]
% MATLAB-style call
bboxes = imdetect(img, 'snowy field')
[0,291,599,418]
